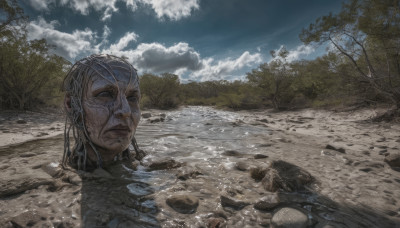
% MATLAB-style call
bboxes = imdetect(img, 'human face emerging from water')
[82,64,141,162]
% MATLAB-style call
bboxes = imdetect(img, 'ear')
[64,93,72,113]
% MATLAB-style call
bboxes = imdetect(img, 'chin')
[107,140,131,153]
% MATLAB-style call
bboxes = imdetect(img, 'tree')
[0,0,25,36]
[300,0,400,109]
[140,73,180,109]
[0,35,69,109]
[247,46,295,109]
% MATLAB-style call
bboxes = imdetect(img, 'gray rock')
[207,217,226,228]
[0,172,53,197]
[271,207,308,228]
[19,152,37,158]
[379,149,388,155]
[254,154,268,159]
[235,161,248,171]
[166,194,199,214]
[148,158,182,170]
[220,195,249,210]
[141,113,152,118]
[9,211,45,227]
[325,144,345,153]
[262,160,314,192]
[41,162,62,177]
[148,117,165,123]
[222,150,243,157]
[384,153,400,168]
[16,119,27,124]
[259,144,273,147]
[176,167,202,180]
[254,194,280,210]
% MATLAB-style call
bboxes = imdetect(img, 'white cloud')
[108,32,138,52]
[270,45,315,63]
[140,0,199,20]
[28,0,55,10]
[26,17,261,81]
[287,44,314,62]
[27,17,97,59]
[103,42,203,73]
[29,0,198,21]
[190,51,263,81]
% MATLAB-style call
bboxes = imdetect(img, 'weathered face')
[82,66,140,162]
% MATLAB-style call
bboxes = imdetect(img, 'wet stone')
[262,160,314,192]
[166,194,199,214]
[236,161,249,171]
[271,207,308,228]
[250,167,268,181]
[19,152,37,158]
[222,150,243,157]
[9,210,45,227]
[207,217,226,228]
[42,162,62,177]
[254,154,268,159]
[254,194,280,211]
[325,144,346,153]
[384,152,400,168]
[16,119,27,124]
[379,149,388,155]
[148,117,165,123]
[220,195,250,210]
[176,167,202,180]
[147,158,182,170]
[141,113,152,118]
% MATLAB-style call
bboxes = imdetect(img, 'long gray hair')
[62,54,141,170]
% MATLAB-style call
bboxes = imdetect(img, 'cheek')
[131,105,141,126]
[83,102,111,137]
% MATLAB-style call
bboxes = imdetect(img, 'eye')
[127,95,138,103]
[96,90,114,98]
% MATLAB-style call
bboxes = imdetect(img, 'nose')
[114,95,131,119]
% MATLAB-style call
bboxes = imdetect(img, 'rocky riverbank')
[0,106,399,227]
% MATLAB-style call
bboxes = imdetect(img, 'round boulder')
[166,194,199,214]
[271,207,308,228]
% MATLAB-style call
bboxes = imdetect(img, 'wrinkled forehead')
[86,61,139,86]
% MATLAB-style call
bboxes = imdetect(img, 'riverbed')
[0,106,399,227]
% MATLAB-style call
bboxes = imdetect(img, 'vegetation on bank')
[1,0,399,113]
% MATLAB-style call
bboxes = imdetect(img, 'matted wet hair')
[62,54,141,170]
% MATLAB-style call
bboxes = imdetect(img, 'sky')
[20,0,344,82]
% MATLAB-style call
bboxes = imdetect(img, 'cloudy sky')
[20,0,343,82]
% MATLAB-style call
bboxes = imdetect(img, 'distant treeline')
[140,51,384,110]
[1,0,399,111]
